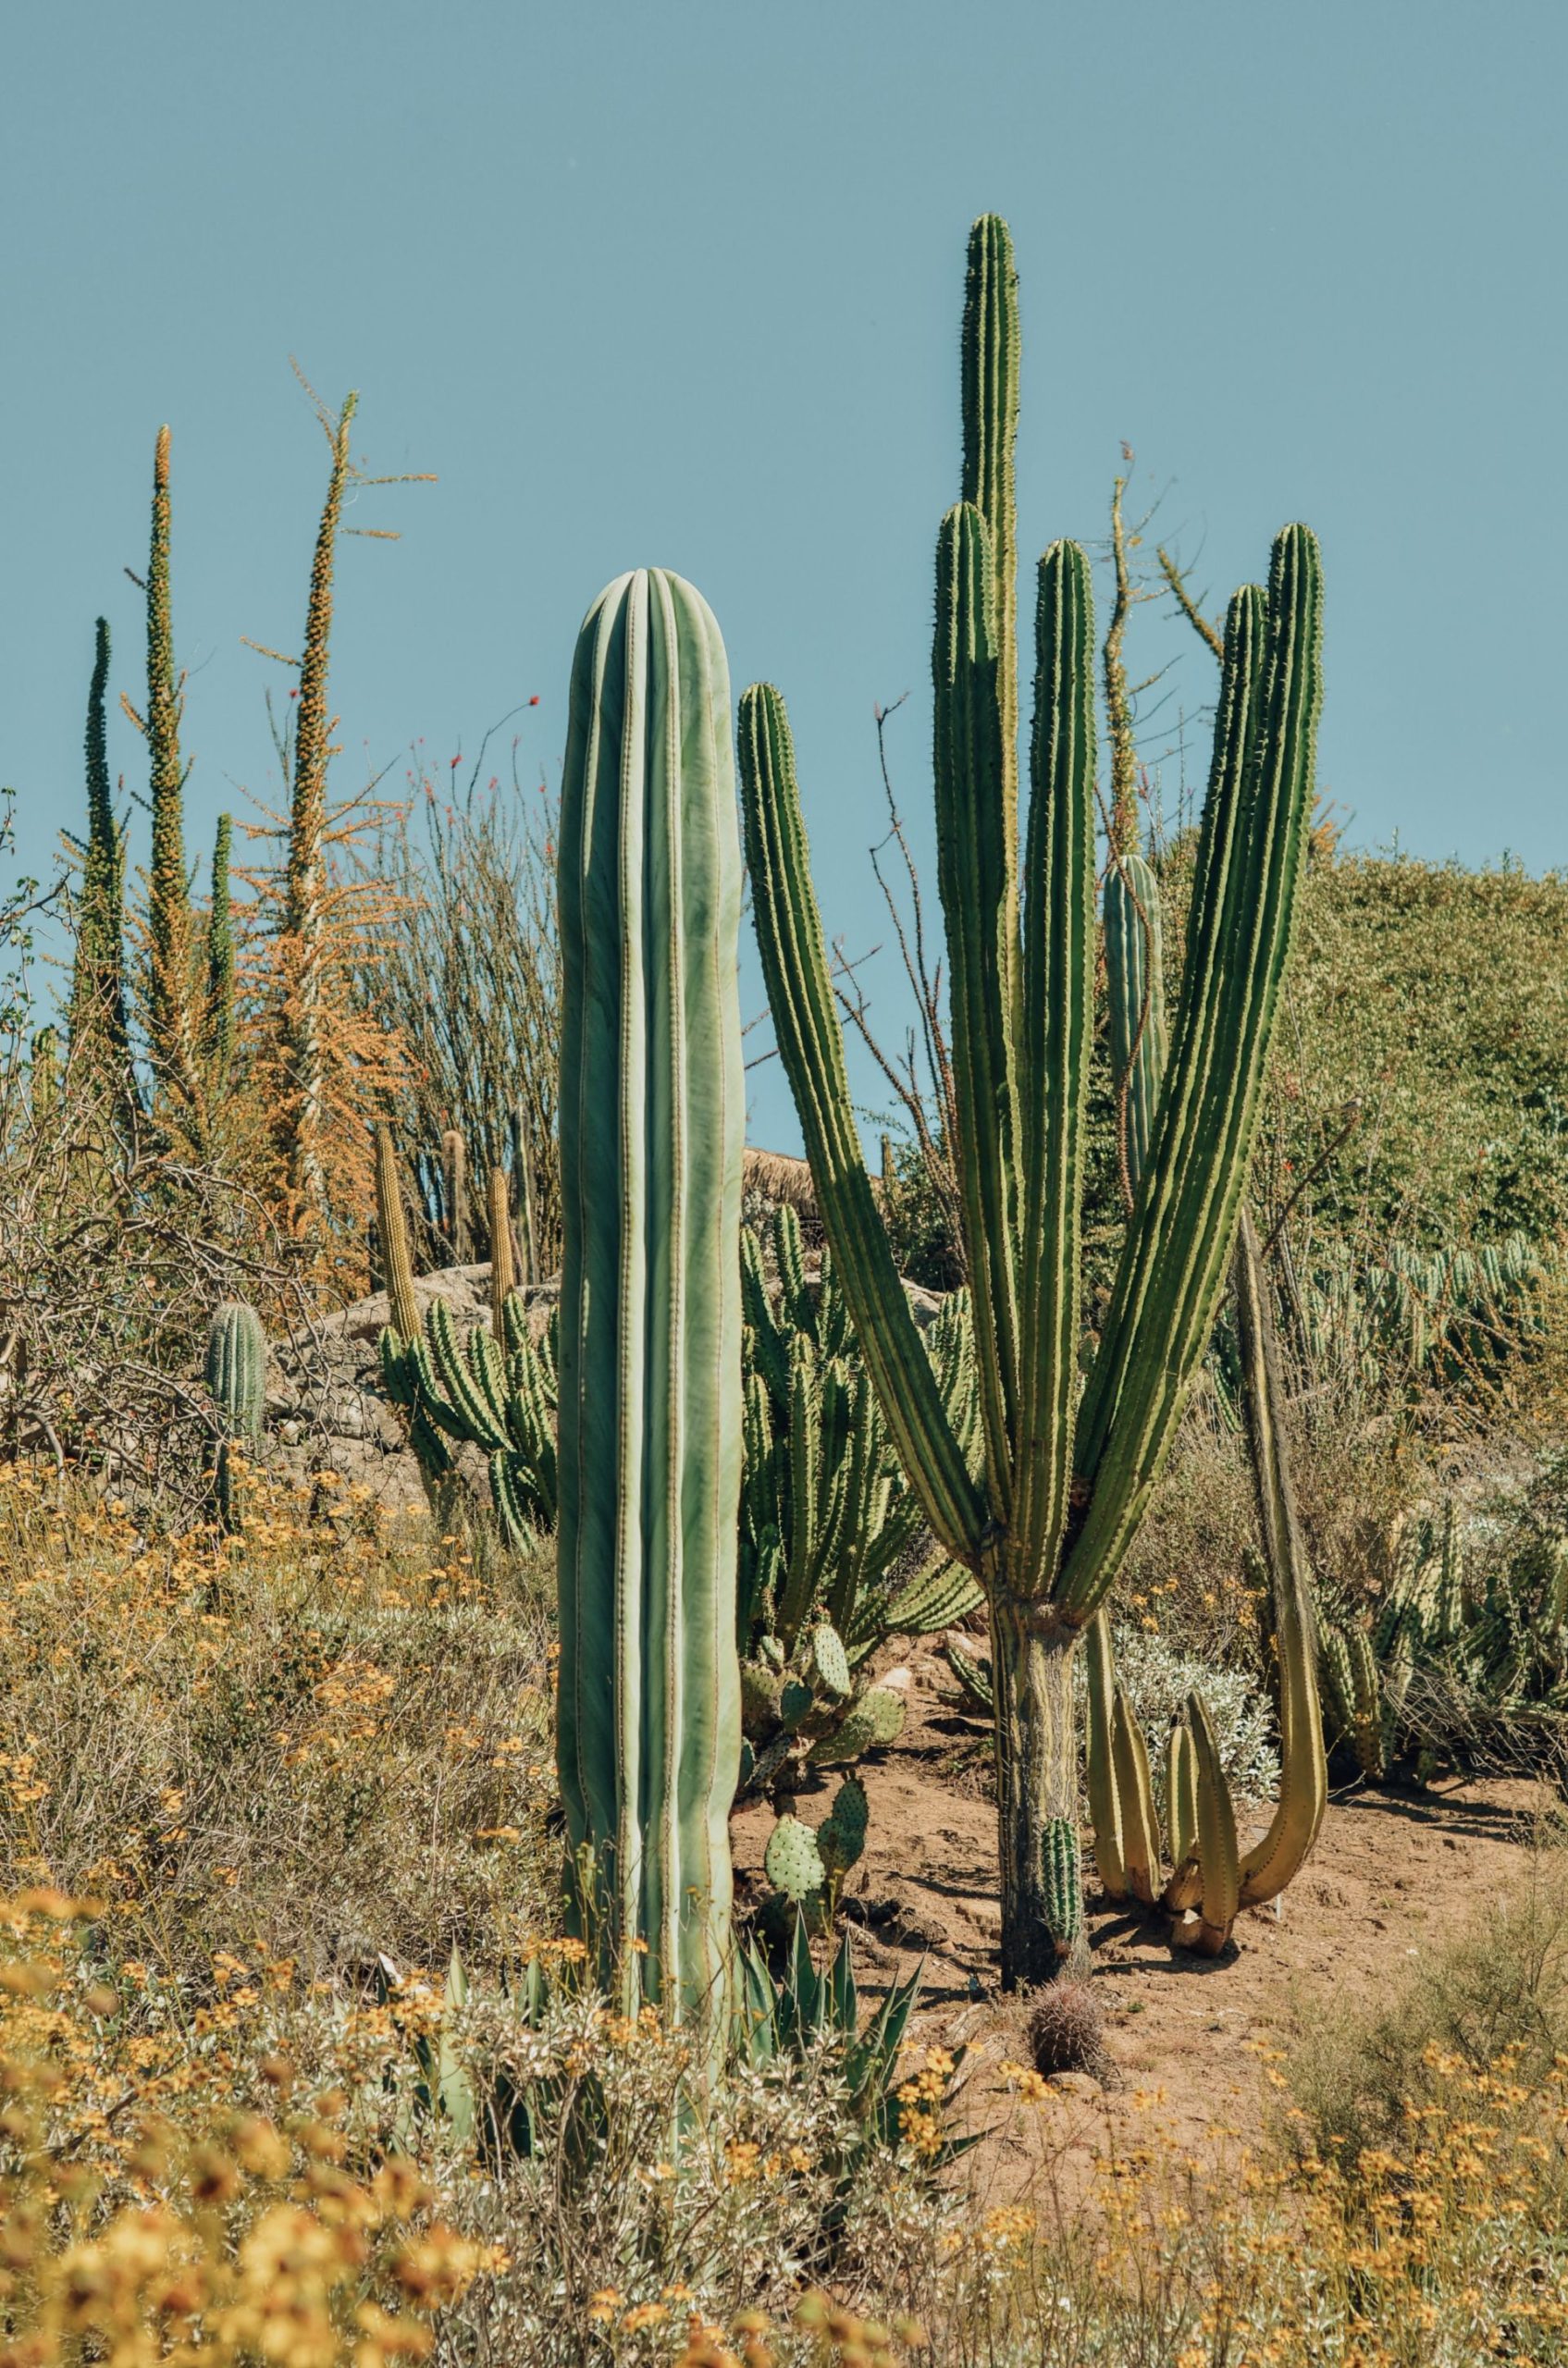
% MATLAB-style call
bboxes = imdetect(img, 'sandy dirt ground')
[731,1645,1546,2195]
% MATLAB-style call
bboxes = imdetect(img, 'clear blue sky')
[5,2,1563,1146]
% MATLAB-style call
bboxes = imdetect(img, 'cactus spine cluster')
[554,568,744,2029]
[738,215,1324,1984]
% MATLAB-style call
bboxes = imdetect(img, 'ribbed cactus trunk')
[556,568,744,2032]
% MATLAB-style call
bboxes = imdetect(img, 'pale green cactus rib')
[556,567,744,2029]
[1060,529,1324,1617]
[737,684,988,1570]
[1232,1208,1327,1907]
[1104,848,1168,1206]
[1014,540,1097,1586]
[960,214,1021,820]
[932,503,1022,1523]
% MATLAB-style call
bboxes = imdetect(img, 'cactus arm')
[556,568,743,2026]
[1058,528,1324,1620]
[1013,540,1097,1585]
[1232,1209,1327,1906]
[737,683,988,1568]
[1083,1607,1126,1897]
[960,215,1020,820]
[932,503,1022,1521]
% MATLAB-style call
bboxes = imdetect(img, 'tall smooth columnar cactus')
[556,569,745,2029]
[739,215,1324,1985]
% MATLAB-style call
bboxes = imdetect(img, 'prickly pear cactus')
[764,1815,826,1903]
[820,1772,869,1867]
[807,1684,906,1766]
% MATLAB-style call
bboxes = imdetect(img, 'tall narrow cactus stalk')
[374,1122,420,1347]
[441,1128,469,1262]
[278,391,357,1215]
[511,1100,536,1288]
[142,427,206,1141]
[556,568,744,2031]
[206,813,236,1087]
[68,617,130,1094]
[487,1167,515,1321]
[738,214,1323,1985]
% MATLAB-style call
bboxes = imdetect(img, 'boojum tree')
[738,215,1324,1985]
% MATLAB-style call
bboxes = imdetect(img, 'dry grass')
[0,1467,558,1982]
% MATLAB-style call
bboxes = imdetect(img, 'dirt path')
[732,1647,1546,2189]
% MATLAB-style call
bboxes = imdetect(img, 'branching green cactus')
[1304,1231,1556,1400]
[738,213,1324,1983]
[1320,1506,1568,1778]
[414,1288,559,1536]
[555,568,744,2032]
